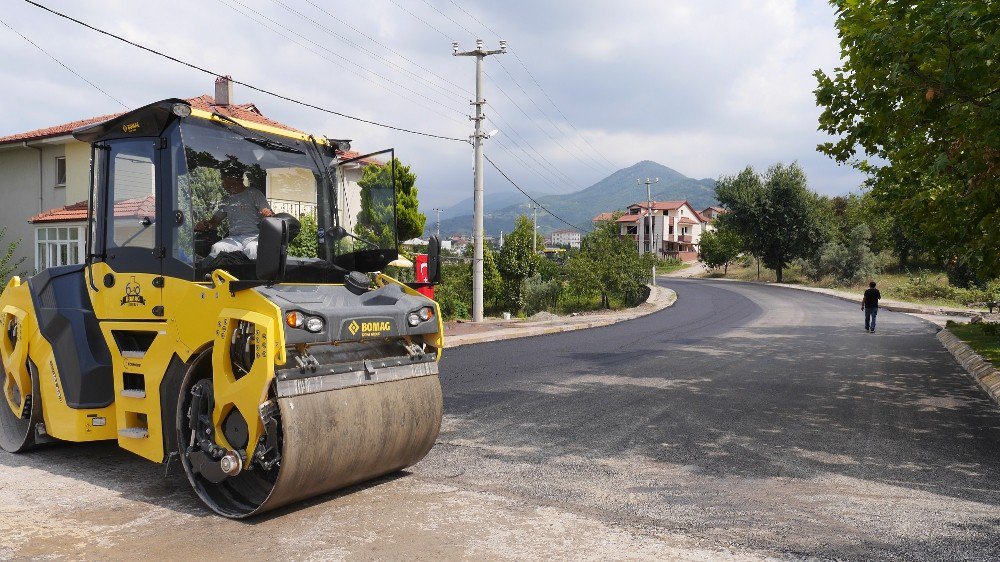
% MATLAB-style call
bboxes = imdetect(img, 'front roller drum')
[181,373,443,518]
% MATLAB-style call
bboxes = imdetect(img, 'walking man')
[862,281,881,333]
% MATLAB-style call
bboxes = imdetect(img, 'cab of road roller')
[0,99,445,517]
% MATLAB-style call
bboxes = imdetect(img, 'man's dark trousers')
[864,306,878,331]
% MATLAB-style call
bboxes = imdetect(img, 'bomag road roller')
[0,99,445,517]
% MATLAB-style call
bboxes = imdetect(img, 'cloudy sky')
[0,0,863,211]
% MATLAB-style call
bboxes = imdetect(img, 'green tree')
[565,217,648,309]
[287,213,318,258]
[815,1,1000,281]
[356,158,427,247]
[698,228,742,275]
[0,227,24,288]
[497,216,540,312]
[715,163,826,283]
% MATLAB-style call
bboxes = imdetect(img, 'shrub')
[523,274,563,315]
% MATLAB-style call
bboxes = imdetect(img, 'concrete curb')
[446,284,677,348]
[937,329,1000,405]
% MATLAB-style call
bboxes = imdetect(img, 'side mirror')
[427,235,442,284]
[257,217,289,282]
[272,212,301,243]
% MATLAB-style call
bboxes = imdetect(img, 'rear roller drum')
[0,360,42,454]
[177,366,443,518]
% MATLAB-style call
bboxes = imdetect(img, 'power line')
[0,16,128,108]
[271,0,470,105]
[23,0,468,143]
[300,0,470,95]
[446,0,618,169]
[414,0,611,180]
[484,154,591,233]
[219,0,467,122]
[384,0,592,191]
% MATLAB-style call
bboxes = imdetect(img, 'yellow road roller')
[0,99,444,517]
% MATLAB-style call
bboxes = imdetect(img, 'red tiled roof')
[627,200,689,211]
[617,214,640,223]
[703,206,725,213]
[30,195,156,224]
[693,210,707,222]
[592,212,617,222]
[677,217,698,225]
[0,95,303,145]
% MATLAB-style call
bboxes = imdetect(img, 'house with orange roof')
[612,200,715,261]
[0,77,369,274]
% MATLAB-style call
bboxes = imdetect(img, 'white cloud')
[0,0,860,212]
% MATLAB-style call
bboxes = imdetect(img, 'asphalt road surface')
[2,279,999,560]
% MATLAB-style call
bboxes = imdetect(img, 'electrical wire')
[444,0,618,169]
[0,16,128,108]
[220,0,467,122]
[271,0,470,105]
[301,0,470,95]
[484,154,592,233]
[424,0,613,175]
[23,0,469,143]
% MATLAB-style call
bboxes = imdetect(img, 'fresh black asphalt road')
[421,279,1000,560]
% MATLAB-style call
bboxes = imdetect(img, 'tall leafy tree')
[716,163,825,283]
[497,215,540,312]
[356,158,427,247]
[699,227,742,275]
[815,1,1000,281]
[565,216,648,309]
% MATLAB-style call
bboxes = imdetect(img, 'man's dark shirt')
[863,288,881,309]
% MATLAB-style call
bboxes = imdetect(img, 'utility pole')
[639,177,660,284]
[432,207,443,240]
[454,39,506,323]
[530,204,539,254]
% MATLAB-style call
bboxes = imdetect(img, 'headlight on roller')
[407,312,420,326]
[304,317,325,333]
[418,306,433,322]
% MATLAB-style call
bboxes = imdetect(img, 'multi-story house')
[0,77,370,274]
[614,200,714,261]
[550,229,582,249]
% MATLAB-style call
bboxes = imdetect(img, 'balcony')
[269,198,316,217]
[678,234,693,243]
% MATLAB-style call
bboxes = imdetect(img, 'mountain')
[430,161,717,238]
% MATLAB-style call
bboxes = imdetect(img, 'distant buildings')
[548,229,581,249]
[594,200,717,262]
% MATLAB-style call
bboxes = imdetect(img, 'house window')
[626,226,637,235]
[36,226,84,271]
[55,157,67,187]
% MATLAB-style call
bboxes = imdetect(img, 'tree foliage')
[497,215,540,312]
[0,227,24,288]
[699,227,742,275]
[565,217,650,309]
[715,163,826,283]
[357,158,427,247]
[815,1,1000,281]
[287,213,318,258]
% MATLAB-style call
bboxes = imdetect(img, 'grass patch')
[947,322,1000,365]
[704,262,991,310]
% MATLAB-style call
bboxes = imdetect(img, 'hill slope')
[434,161,717,237]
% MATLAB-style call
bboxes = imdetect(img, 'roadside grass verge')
[946,322,1000,365]
[706,262,992,311]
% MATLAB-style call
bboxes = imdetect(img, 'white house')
[0,77,370,274]
[549,229,582,249]
[614,200,714,261]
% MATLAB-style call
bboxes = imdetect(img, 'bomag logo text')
[348,320,393,337]
[362,321,392,333]
[122,121,141,133]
